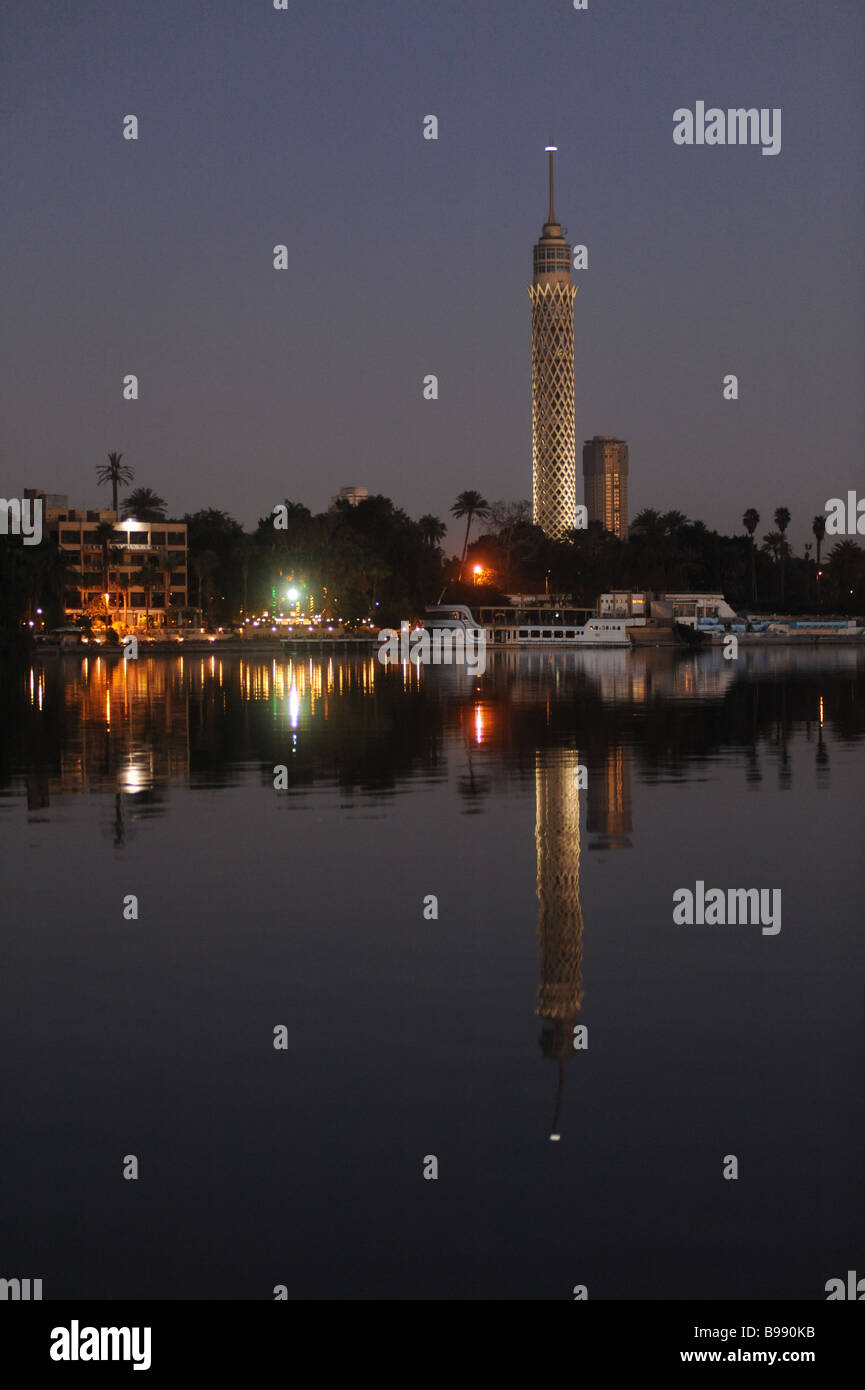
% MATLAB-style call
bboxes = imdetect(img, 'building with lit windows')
[25,488,188,626]
[582,435,629,540]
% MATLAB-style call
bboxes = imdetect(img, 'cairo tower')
[528,148,577,539]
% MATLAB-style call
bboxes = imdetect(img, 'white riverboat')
[423,603,631,648]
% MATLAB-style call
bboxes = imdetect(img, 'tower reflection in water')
[535,743,632,1139]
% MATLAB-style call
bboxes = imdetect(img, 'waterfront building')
[649,592,737,626]
[25,488,188,626]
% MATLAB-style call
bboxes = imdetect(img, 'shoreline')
[28,631,865,658]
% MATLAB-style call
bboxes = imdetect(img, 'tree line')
[1,460,862,643]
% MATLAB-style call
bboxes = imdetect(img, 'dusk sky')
[3,0,863,548]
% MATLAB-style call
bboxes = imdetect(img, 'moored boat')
[423,603,631,648]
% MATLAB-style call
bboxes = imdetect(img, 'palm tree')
[235,533,256,617]
[418,514,447,548]
[812,513,826,570]
[94,520,116,595]
[132,558,161,629]
[631,508,663,537]
[488,500,531,588]
[660,510,688,536]
[761,531,790,606]
[25,540,73,627]
[192,550,219,625]
[122,488,167,522]
[109,546,127,626]
[451,491,490,580]
[812,512,827,610]
[361,560,390,615]
[774,507,791,602]
[152,548,176,624]
[743,508,760,603]
[96,452,134,516]
[826,539,864,611]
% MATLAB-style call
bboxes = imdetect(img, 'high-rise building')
[529,149,577,540]
[582,435,629,540]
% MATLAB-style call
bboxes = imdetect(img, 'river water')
[1,646,862,1298]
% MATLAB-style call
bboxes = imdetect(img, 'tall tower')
[529,148,577,540]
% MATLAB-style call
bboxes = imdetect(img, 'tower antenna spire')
[545,145,557,223]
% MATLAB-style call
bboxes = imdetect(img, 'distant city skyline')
[3,0,863,552]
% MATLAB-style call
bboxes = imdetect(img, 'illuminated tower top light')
[544,146,558,222]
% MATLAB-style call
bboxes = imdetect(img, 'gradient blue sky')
[2,0,863,548]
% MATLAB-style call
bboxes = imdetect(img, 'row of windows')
[476,610,589,625]
[61,544,186,556]
[61,557,185,575]
[77,592,186,607]
[497,625,620,639]
[144,531,184,546]
[59,529,186,546]
[73,572,187,583]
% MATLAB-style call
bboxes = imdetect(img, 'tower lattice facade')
[535,750,584,1038]
[529,149,577,540]
[535,748,584,1138]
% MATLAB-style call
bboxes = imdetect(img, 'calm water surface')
[1,646,863,1299]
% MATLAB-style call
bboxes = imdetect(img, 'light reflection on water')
[0,647,862,1298]
[5,646,861,807]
